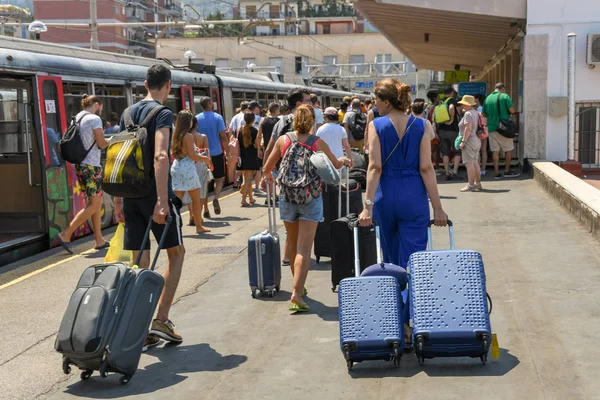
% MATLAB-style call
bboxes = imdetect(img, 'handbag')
[495,93,517,138]
[309,151,340,185]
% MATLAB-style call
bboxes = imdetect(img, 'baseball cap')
[324,107,338,116]
[249,100,261,109]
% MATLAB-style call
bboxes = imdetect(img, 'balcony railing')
[164,2,183,16]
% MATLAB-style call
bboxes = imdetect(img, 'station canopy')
[354,0,526,74]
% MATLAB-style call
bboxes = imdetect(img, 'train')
[0,36,370,267]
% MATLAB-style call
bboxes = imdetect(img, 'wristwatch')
[364,199,374,207]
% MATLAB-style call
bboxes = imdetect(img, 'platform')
[1,175,600,400]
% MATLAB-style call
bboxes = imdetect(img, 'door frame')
[181,86,193,113]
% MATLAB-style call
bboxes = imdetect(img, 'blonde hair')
[374,78,412,113]
[293,104,315,135]
[172,110,193,160]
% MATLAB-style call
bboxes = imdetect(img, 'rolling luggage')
[408,220,492,365]
[314,168,361,263]
[349,149,367,191]
[248,182,281,298]
[56,217,171,385]
[338,223,405,371]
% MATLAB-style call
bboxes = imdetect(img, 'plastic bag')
[104,223,133,265]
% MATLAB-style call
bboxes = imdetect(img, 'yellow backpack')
[433,98,451,124]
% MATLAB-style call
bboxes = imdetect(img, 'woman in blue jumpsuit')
[359,79,448,343]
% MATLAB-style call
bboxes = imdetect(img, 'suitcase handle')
[266,180,276,234]
[135,215,174,271]
[352,221,382,277]
[427,219,454,250]
[338,166,350,219]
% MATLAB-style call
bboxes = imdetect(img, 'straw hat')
[457,95,477,107]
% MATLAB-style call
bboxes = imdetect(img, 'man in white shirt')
[229,101,249,133]
[316,107,352,160]
[310,94,324,133]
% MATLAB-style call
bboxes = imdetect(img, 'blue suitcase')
[338,224,405,371]
[408,220,492,365]
[248,183,281,298]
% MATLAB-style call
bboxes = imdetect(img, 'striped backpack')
[102,105,166,198]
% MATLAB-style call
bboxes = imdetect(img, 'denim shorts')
[279,195,324,223]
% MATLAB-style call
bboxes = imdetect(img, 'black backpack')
[59,112,96,164]
[348,112,367,140]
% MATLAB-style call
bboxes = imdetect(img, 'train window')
[133,86,146,103]
[232,91,244,108]
[267,93,275,102]
[0,88,29,154]
[258,92,268,103]
[244,91,256,100]
[193,88,210,114]
[164,90,182,114]
[63,82,90,121]
[42,80,62,139]
[94,84,127,128]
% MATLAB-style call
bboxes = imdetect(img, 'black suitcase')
[349,149,368,191]
[314,170,362,263]
[56,217,172,385]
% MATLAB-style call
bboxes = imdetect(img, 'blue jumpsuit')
[372,115,430,323]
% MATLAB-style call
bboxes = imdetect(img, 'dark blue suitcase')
[408,220,491,365]
[338,224,405,371]
[248,183,281,298]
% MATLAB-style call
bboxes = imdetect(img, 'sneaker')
[494,173,504,179]
[460,184,475,192]
[445,174,453,181]
[473,182,483,192]
[503,170,521,178]
[142,334,161,352]
[150,319,183,343]
[481,170,487,176]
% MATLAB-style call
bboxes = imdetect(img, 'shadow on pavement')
[208,216,250,222]
[346,348,519,378]
[62,343,248,398]
[307,297,339,322]
[477,189,511,194]
[84,250,109,260]
[252,289,292,302]
[311,259,332,271]
[201,220,231,228]
[183,233,231,240]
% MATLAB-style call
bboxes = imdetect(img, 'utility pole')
[90,0,99,50]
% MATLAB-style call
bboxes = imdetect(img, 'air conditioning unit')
[586,33,600,65]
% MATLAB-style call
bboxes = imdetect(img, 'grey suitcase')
[55,217,171,385]
[248,182,281,298]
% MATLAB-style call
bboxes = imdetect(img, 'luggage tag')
[491,333,500,359]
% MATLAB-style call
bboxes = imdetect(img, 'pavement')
[2,174,600,400]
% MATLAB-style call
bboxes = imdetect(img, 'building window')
[349,54,365,74]
[576,103,600,166]
[216,59,229,68]
[269,57,283,73]
[323,55,336,75]
[376,53,392,73]
[246,5,256,18]
[295,56,302,74]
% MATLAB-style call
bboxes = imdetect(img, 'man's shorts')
[123,194,183,251]
[438,129,459,158]
[75,164,103,197]
[349,139,365,151]
[279,195,323,223]
[488,131,515,154]
[211,153,226,179]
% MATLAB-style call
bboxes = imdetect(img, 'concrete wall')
[526,0,600,161]
[523,34,548,160]
[156,33,432,90]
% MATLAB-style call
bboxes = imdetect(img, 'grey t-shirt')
[75,111,102,167]
[343,109,364,141]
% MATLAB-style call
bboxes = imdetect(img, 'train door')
[181,86,193,113]
[37,75,87,246]
[0,77,46,252]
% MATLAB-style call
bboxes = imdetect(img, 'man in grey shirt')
[343,98,367,151]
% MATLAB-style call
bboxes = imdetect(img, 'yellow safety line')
[0,188,242,290]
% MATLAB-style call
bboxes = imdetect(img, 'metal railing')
[305,60,407,80]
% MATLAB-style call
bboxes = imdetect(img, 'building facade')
[33,0,183,57]
[157,33,435,96]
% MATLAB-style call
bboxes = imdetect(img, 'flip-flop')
[213,199,221,215]
[56,235,74,254]
[289,301,310,313]
[94,242,110,250]
[282,260,290,267]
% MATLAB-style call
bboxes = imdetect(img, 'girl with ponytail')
[237,111,261,206]
[358,78,448,346]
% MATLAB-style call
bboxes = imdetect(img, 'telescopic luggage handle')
[135,215,173,271]
[266,180,277,234]
[338,166,350,219]
[352,220,382,278]
[427,219,454,250]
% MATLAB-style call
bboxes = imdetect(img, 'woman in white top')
[316,107,352,159]
[56,95,110,254]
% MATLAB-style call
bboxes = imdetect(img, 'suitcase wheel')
[268,290,274,298]
[331,285,336,293]
[99,362,109,378]
[62,357,71,375]
[480,354,487,365]
[80,369,93,380]
[275,285,280,292]
[251,289,257,299]
[418,356,425,366]
[346,359,354,371]
[392,342,402,367]
[316,257,320,264]
[119,375,132,385]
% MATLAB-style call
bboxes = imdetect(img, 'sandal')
[196,227,212,234]
[282,260,290,267]
[241,202,251,208]
[57,235,74,254]
[213,199,221,215]
[289,300,310,313]
[94,242,110,250]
